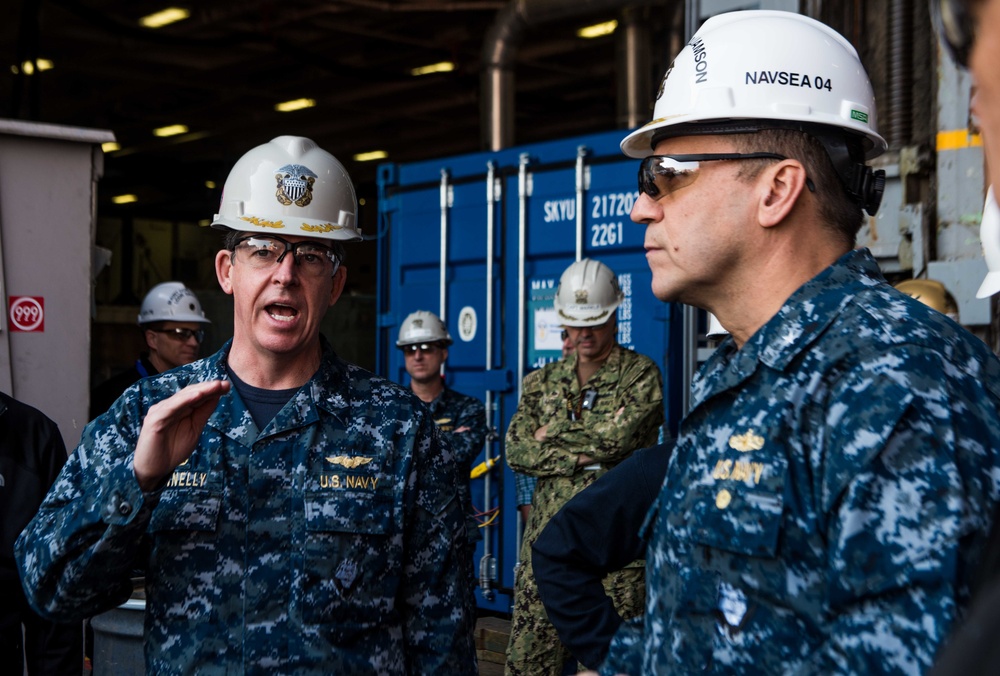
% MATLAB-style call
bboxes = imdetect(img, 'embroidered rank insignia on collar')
[728,429,765,453]
[325,455,373,469]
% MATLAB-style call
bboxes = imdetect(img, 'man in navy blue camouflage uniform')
[396,310,487,571]
[15,136,476,674]
[591,10,1000,676]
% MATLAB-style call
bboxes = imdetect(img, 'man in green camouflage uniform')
[505,258,664,676]
[16,136,476,675]
[598,11,1000,675]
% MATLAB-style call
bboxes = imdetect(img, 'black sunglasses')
[401,343,442,354]
[149,327,205,343]
[638,152,787,198]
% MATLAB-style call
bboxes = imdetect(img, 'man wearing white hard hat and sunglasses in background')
[90,281,211,420]
[590,9,1000,676]
[396,309,488,587]
[16,136,476,674]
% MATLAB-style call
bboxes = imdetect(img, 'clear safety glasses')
[932,0,977,68]
[637,152,787,199]
[232,235,341,277]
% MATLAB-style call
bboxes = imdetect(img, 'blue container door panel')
[523,165,580,257]
[585,161,645,254]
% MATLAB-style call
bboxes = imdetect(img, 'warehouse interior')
[0,0,984,393]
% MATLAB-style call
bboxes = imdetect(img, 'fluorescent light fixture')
[205,180,216,189]
[275,98,316,112]
[140,8,190,28]
[153,124,188,137]
[12,59,54,75]
[353,150,388,162]
[102,142,121,153]
[577,20,618,39]
[410,61,454,76]
[112,194,138,205]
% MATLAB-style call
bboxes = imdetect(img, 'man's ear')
[143,328,158,351]
[329,265,347,307]
[758,160,809,228]
[215,250,235,295]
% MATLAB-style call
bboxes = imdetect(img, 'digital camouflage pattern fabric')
[602,249,1000,675]
[424,385,487,589]
[506,343,664,675]
[16,338,477,675]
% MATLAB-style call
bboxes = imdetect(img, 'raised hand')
[133,380,231,491]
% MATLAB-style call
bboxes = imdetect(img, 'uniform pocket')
[149,489,221,533]
[300,491,396,627]
[146,488,223,623]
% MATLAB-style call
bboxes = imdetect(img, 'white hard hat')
[397,310,453,347]
[138,282,211,325]
[553,258,624,328]
[621,11,886,158]
[212,136,362,242]
[978,185,1000,298]
[621,10,887,214]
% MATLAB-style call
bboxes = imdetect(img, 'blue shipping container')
[376,128,685,614]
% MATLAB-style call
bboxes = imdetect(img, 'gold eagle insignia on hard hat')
[728,429,765,453]
[575,289,589,303]
[275,163,317,207]
[325,456,374,469]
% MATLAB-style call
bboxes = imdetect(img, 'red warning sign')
[9,296,44,332]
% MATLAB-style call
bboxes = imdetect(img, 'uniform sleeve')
[532,443,672,669]
[448,396,487,468]
[15,402,160,622]
[599,615,645,676]
[506,369,571,475]
[509,357,663,477]
[796,359,999,674]
[402,414,477,674]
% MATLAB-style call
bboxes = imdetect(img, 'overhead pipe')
[481,0,645,150]
[616,5,652,130]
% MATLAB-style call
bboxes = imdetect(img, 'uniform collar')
[558,342,626,382]
[693,248,886,403]
[205,336,352,444]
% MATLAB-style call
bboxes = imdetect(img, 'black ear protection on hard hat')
[810,126,886,216]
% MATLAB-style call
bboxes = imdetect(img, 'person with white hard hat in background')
[89,281,210,419]
[397,310,487,584]
[505,257,664,676]
[16,136,476,674]
[590,10,1000,676]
